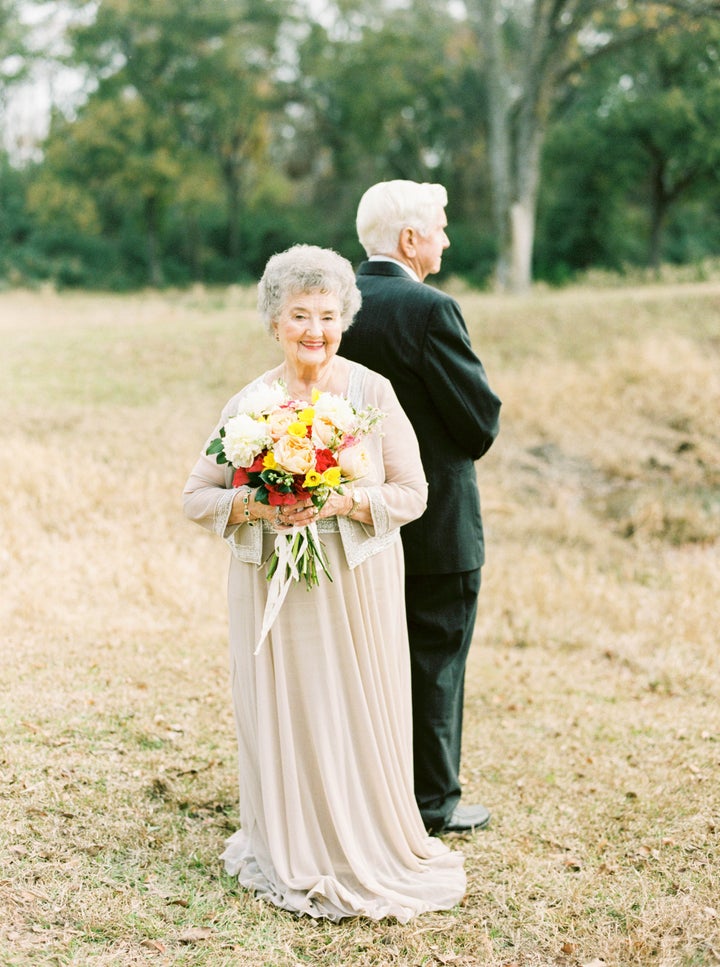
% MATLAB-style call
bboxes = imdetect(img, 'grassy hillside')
[1,281,719,966]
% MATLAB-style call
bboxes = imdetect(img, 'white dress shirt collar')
[368,255,420,283]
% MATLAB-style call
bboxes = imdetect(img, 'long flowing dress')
[183,360,465,922]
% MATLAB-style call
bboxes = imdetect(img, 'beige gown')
[183,361,465,922]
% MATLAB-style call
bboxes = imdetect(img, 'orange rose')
[273,436,316,475]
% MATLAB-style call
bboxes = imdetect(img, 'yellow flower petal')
[288,421,308,438]
[322,467,342,487]
[298,407,315,426]
[304,470,322,488]
[263,452,277,470]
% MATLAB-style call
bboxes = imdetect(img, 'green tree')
[0,0,27,281]
[536,14,720,277]
[603,18,720,269]
[467,0,720,291]
[290,0,494,272]
[31,97,192,285]
[64,0,288,269]
[0,0,24,102]
[536,116,646,279]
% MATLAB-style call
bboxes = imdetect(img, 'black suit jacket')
[340,260,501,575]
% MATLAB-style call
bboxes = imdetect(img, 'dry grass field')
[1,278,719,967]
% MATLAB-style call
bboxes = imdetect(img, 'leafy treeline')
[1,0,719,291]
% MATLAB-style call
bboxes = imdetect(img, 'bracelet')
[241,491,250,521]
[348,489,361,518]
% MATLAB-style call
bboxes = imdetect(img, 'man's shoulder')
[357,265,458,312]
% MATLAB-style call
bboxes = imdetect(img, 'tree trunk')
[648,157,669,272]
[221,134,244,264]
[183,212,203,280]
[480,0,512,291]
[225,167,241,264]
[510,203,534,292]
[478,0,544,293]
[144,195,164,288]
[510,86,544,294]
[487,99,543,294]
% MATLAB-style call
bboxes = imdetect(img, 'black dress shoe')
[441,803,491,833]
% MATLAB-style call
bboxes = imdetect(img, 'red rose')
[232,467,249,487]
[314,448,337,472]
[267,490,296,506]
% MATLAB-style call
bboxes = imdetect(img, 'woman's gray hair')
[257,244,362,333]
[356,180,448,256]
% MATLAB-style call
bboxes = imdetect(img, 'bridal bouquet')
[206,380,383,650]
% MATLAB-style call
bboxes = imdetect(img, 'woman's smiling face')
[273,290,343,373]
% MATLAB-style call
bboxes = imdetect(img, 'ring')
[275,508,283,523]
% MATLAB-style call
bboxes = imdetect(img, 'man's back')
[341,260,501,575]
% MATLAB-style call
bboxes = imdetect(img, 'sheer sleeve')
[182,388,264,564]
[362,373,427,535]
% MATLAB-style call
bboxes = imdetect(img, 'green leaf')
[260,468,293,491]
[205,437,225,455]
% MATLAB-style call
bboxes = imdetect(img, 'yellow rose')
[273,436,316,475]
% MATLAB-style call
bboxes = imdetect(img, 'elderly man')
[341,180,502,834]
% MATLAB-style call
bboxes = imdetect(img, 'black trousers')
[404,568,482,831]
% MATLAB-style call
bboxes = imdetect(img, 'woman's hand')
[316,491,351,520]
[316,488,371,524]
[231,488,370,526]
[272,499,317,529]
[230,490,316,527]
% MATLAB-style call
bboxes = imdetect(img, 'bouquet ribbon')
[254,523,317,655]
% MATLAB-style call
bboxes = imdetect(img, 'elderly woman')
[183,245,465,922]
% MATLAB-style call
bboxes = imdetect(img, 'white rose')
[312,415,339,448]
[236,381,287,419]
[222,413,272,467]
[337,444,371,481]
[313,393,357,434]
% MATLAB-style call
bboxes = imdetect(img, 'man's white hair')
[356,180,448,256]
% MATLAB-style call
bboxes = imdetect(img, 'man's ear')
[398,226,416,257]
